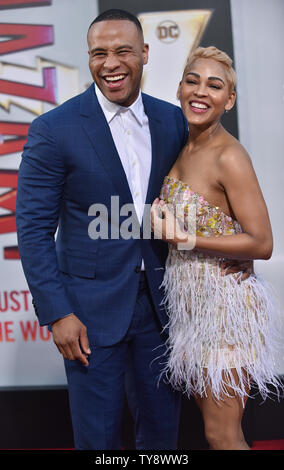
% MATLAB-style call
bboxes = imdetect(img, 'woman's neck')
[187,121,223,152]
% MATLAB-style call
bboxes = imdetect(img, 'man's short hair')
[88,9,143,35]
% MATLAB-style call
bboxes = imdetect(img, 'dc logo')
[156,20,180,43]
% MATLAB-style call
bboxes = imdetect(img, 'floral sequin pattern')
[160,175,242,239]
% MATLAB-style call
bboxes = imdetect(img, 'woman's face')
[178,57,236,127]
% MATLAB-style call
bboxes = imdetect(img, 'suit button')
[134,266,140,273]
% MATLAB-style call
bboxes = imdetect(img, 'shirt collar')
[95,84,144,126]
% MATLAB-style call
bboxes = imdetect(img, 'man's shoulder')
[35,85,93,125]
[141,93,187,138]
[142,92,181,114]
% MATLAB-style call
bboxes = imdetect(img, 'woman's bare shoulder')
[217,134,253,172]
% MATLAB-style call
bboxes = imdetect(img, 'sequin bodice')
[160,176,242,238]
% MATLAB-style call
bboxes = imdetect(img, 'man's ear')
[142,43,149,65]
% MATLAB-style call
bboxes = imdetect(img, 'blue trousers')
[64,272,181,450]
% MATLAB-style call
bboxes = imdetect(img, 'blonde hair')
[184,46,236,93]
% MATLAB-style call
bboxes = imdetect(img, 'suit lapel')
[80,85,133,205]
[79,87,166,213]
[142,93,165,206]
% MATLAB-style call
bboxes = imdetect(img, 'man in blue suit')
[16,9,188,450]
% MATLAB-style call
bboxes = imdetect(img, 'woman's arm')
[152,145,273,260]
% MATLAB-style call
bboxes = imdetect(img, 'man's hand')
[220,259,254,283]
[51,314,91,366]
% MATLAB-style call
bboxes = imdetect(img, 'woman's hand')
[151,198,195,250]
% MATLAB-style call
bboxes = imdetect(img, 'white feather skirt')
[159,248,284,404]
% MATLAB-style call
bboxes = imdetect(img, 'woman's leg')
[195,369,250,450]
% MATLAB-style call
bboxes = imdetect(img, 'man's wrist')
[50,312,74,328]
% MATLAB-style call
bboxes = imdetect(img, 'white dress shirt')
[95,85,152,269]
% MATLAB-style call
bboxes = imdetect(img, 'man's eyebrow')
[89,44,134,54]
[185,72,225,85]
[116,44,134,50]
[89,47,106,54]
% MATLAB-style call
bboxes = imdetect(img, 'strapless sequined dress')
[159,175,283,402]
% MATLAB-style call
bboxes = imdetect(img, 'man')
[16,9,188,450]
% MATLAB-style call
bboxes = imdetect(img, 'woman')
[151,46,283,450]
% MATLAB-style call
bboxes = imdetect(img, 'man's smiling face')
[88,19,149,107]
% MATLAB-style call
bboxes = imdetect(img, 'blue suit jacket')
[16,84,188,346]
